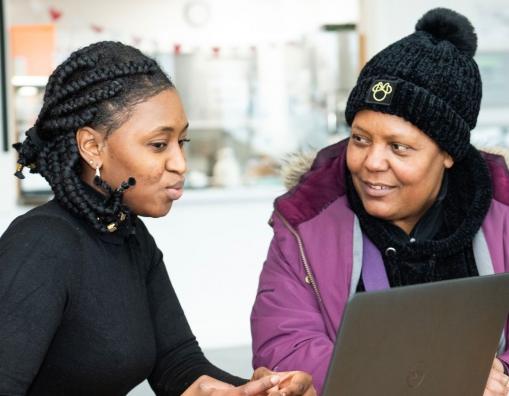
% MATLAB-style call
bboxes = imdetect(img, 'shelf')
[12,75,48,87]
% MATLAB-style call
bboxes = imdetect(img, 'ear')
[76,127,106,170]
[443,152,454,169]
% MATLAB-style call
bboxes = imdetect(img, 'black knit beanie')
[345,8,482,161]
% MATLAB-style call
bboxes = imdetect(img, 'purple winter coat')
[251,139,509,393]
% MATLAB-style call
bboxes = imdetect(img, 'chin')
[362,202,395,222]
[133,202,173,218]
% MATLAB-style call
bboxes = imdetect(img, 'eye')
[351,133,370,145]
[179,138,191,147]
[150,142,168,151]
[391,142,410,153]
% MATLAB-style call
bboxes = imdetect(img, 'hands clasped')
[183,367,316,396]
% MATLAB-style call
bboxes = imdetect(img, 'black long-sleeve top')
[0,198,245,395]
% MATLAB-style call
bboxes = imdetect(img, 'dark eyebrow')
[351,125,370,134]
[150,122,189,134]
[352,124,407,141]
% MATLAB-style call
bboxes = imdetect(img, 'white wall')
[358,0,508,59]
[0,151,17,216]
[6,0,358,53]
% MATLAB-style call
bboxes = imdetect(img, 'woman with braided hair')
[0,41,315,396]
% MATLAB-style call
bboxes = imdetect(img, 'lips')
[164,180,184,200]
[360,180,396,198]
[167,180,184,190]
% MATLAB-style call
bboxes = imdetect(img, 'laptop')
[322,273,509,396]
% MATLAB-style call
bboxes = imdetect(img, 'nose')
[364,144,389,172]
[166,143,187,175]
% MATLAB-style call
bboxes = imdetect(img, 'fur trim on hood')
[282,146,509,191]
[281,151,317,190]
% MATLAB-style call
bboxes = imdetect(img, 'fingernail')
[271,375,281,385]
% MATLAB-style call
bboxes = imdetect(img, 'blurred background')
[0,0,507,394]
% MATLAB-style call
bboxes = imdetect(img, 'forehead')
[352,110,425,141]
[116,89,188,134]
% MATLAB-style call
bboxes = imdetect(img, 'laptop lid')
[322,273,509,396]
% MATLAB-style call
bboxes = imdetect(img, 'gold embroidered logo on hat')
[372,82,392,101]
[365,80,396,105]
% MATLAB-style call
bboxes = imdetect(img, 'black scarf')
[347,145,493,289]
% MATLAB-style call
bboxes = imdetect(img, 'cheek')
[393,159,443,199]
[114,153,164,187]
[108,157,166,204]
[122,178,171,217]
[124,169,165,211]
[346,144,362,173]
[391,164,422,186]
[135,166,164,186]
[128,161,167,193]
[105,146,143,185]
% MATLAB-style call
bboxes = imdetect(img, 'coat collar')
[274,139,348,228]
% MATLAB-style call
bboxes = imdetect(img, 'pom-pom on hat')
[345,8,482,161]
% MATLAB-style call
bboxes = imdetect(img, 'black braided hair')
[13,41,174,233]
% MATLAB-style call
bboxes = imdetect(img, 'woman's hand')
[251,367,316,396]
[182,374,281,396]
[484,358,509,396]
[181,367,316,396]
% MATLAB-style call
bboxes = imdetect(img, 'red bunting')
[48,6,62,21]
[90,24,104,33]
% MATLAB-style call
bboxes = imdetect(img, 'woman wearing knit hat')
[251,8,509,395]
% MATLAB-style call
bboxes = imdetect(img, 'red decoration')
[48,6,62,21]
[174,44,182,55]
[90,24,104,33]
